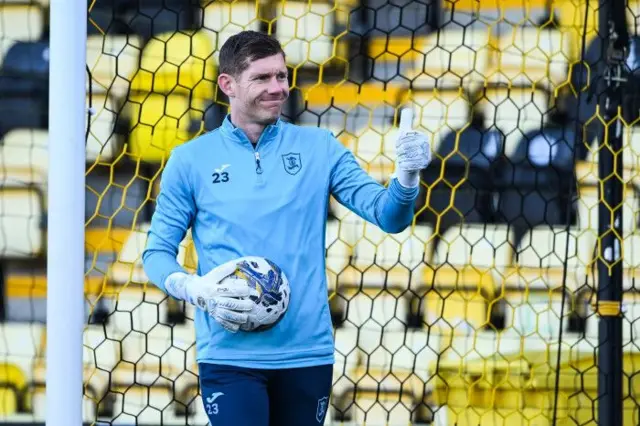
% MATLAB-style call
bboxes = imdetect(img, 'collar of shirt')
[219,114,282,149]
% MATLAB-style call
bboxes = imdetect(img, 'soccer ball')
[228,256,290,332]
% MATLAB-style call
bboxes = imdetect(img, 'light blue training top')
[142,115,419,369]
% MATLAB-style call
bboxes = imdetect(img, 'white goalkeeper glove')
[394,108,432,188]
[164,259,254,333]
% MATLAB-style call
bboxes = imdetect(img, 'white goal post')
[45,0,87,425]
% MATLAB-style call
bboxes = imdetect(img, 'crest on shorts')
[282,152,302,175]
[316,396,329,423]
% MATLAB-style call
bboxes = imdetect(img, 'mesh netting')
[0,0,640,424]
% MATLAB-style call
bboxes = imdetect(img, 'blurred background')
[0,0,640,424]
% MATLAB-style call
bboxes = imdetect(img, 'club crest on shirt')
[282,152,302,175]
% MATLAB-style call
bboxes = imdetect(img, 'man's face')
[231,54,290,124]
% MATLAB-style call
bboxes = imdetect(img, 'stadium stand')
[0,0,639,424]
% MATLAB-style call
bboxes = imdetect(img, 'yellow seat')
[87,93,122,162]
[0,362,26,415]
[0,129,48,186]
[410,23,494,93]
[109,223,195,285]
[576,184,638,236]
[0,4,44,42]
[325,218,353,294]
[201,1,262,55]
[492,26,572,91]
[338,223,433,292]
[501,287,572,342]
[340,127,399,183]
[412,90,471,154]
[274,1,336,68]
[126,92,202,162]
[86,35,143,98]
[420,224,512,334]
[0,187,44,258]
[503,226,596,294]
[131,30,215,100]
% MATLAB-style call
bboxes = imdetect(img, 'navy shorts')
[198,362,333,426]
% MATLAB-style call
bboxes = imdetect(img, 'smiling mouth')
[261,100,283,108]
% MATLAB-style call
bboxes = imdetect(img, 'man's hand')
[395,108,432,188]
[164,259,254,333]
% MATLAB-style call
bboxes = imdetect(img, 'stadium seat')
[477,87,550,158]
[337,223,433,293]
[0,39,17,68]
[339,127,397,183]
[0,41,49,137]
[332,327,361,403]
[413,90,471,153]
[83,325,120,373]
[346,328,439,423]
[109,223,193,285]
[555,0,598,62]
[0,129,48,186]
[0,97,47,139]
[125,92,202,163]
[124,1,194,40]
[325,218,353,294]
[492,25,571,90]
[339,386,419,425]
[0,322,42,390]
[504,226,596,294]
[0,3,45,42]
[274,1,336,68]
[621,232,640,292]
[335,325,440,424]
[338,291,410,331]
[577,185,639,236]
[501,287,573,341]
[201,1,261,55]
[86,93,121,163]
[410,24,494,93]
[420,224,511,333]
[578,126,640,180]
[493,126,578,246]
[355,0,438,84]
[86,35,143,98]
[431,223,512,272]
[86,0,130,35]
[0,40,48,79]
[0,187,44,258]
[131,30,215,101]
[417,113,502,230]
[0,362,27,415]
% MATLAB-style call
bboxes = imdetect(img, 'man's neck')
[229,112,273,145]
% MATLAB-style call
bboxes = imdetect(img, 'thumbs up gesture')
[395,108,432,188]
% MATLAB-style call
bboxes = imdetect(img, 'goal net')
[1,0,640,424]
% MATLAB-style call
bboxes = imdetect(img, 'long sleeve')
[328,132,419,234]
[142,148,196,292]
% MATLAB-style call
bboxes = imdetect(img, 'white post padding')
[46,0,87,425]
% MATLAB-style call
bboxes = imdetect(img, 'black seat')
[122,1,195,40]
[417,113,502,234]
[0,42,49,137]
[494,126,578,247]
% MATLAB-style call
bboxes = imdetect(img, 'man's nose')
[267,77,286,94]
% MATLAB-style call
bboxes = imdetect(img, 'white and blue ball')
[229,256,290,332]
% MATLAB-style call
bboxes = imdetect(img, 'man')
[142,30,431,426]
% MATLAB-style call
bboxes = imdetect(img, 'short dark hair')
[218,30,286,77]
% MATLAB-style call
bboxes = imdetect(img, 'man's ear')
[217,73,235,98]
